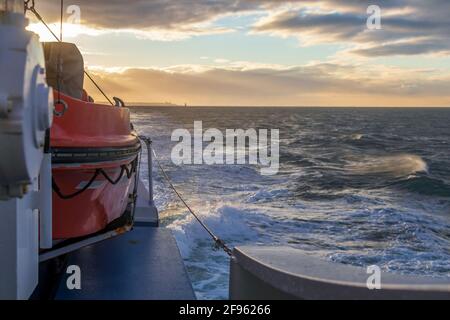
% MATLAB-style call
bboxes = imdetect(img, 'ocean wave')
[165,204,264,300]
[167,205,259,258]
[133,107,450,300]
[346,154,428,178]
[394,176,450,198]
[342,133,364,141]
[246,188,291,203]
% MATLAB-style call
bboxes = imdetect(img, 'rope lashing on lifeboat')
[52,157,139,200]
[144,138,233,257]
[24,0,115,107]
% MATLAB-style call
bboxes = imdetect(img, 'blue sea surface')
[132,107,450,300]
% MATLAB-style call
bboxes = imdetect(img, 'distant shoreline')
[91,101,450,108]
[125,105,450,109]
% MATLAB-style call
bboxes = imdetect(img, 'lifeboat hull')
[51,92,140,240]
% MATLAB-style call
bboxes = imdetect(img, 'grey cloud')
[353,39,450,57]
[253,0,450,56]
[255,11,366,40]
[35,0,277,29]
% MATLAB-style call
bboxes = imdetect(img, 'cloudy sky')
[28,0,450,106]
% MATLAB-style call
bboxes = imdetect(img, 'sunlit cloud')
[32,0,272,40]
[83,63,450,107]
[33,1,450,55]
[30,0,450,106]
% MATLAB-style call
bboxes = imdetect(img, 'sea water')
[131,107,450,300]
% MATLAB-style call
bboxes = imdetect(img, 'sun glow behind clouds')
[27,0,450,106]
[27,22,234,42]
[27,23,104,41]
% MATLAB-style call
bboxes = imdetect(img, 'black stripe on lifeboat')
[51,142,142,164]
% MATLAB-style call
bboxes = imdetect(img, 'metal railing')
[139,136,154,206]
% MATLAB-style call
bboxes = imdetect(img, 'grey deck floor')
[55,227,196,300]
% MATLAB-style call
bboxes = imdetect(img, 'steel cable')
[150,145,233,257]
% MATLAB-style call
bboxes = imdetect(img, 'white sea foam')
[167,204,259,258]
[350,133,364,141]
[347,154,429,177]
[246,188,290,203]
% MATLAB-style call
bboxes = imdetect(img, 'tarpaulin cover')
[43,42,84,100]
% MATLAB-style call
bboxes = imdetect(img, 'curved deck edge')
[230,246,450,300]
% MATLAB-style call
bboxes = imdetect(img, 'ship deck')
[51,180,195,300]
[55,226,196,300]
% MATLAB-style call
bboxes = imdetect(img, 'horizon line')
[120,104,450,108]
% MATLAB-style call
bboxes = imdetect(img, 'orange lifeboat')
[45,42,140,240]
